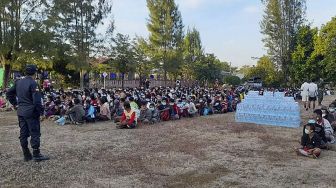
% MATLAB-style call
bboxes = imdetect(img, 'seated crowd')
[34,86,243,128]
[297,101,336,158]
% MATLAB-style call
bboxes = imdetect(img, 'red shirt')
[121,110,136,125]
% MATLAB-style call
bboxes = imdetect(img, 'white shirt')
[188,102,197,114]
[300,82,309,96]
[307,82,318,97]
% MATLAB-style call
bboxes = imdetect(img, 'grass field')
[1,96,336,188]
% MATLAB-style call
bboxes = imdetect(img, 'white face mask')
[149,107,154,111]
[305,129,310,135]
[329,108,335,113]
[162,102,166,105]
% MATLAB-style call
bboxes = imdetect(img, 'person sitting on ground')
[177,97,189,117]
[112,99,124,123]
[84,99,96,123]
[116,102,137,129]
[65,98,85,124]
[326,104,336,130]
[97,96,111,121]
[297,122,322,158]
[221,97,229,113]
[139,101,152,124]
[187,97,198,117]
[129,96,139,110]
[53,100,64,118]
[158,99,170,121]
[232,96,239,111]
[149,102,160,123]
[314,109,335,144]
[198,98,206,116]
[90,94,99,113]
[129,96,140,120]
[206,97,214,115]
[168,99,179,120]
[44,95,56,119]
[213,95,222,114]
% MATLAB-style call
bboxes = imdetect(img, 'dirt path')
[0,96,335,188]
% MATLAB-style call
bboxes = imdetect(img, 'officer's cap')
[25,64,37,75]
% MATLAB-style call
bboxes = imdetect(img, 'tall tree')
[314,17,336,83]
[194,53,229,85]
[133,37,153,85]
[146,0,184,84]
[0,0,47,88]
[290,25,318,84]
[183,27,203,80]
[260,0,306,82]
[110,33,135,89]
[50,0,112,88]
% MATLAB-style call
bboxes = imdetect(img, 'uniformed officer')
[6,65,49,162]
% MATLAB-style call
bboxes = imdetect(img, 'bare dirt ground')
[1,96,336,188]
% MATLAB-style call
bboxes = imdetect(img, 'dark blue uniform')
[6,77,43,150]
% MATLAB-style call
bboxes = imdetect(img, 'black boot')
[33,149,50,162]
[22,147,32,162]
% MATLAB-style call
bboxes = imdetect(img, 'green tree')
[314,17,336,83]
[290,25,318,84]
[146,0,184,84]
[224,75,241,86]
[183,27,203,80]
[244,56,280,87]
[110,33,135,89]
[261,0,306,82]
[133,37,153,84]
[50,0,112,88]
[0,0,47,88]
[194,53,229,85]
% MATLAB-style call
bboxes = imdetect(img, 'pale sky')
[108,0,336,67]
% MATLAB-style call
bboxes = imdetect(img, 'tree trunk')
[139,73,142,87]
[3,64,11,89]
[164,70,167,87]
[122,74,124,89]
[80,69,84,89]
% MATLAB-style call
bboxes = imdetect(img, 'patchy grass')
[0,96,336,187]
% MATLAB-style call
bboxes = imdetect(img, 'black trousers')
[18,116,41,149]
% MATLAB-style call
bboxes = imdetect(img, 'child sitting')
[139,101,152,124]
[297,122,322,159]
[314,109,335,144]
[116,102,137,129]
[85,100,96,123]
[112,99,124,122]
[149,102,160,123]
[168,99,179,120]
[213,95,222,114]
[158,99,170,121]
[187,98,198,117]
[97,96,111,121]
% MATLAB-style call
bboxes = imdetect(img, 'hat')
[25,65,37,75]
